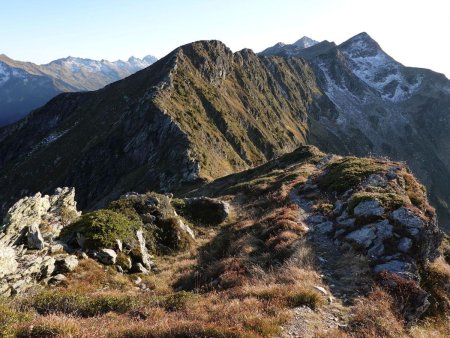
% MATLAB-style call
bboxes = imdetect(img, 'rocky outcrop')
[295,155,443,322]
[0,188,80,296]
[0,187,80,246]
[179,197,230,225]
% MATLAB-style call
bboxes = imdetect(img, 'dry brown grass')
[421,256,450,317]
[64,258,134,293]
[11,291,290,338]
[409,318,450,338]
[346,289,406,338]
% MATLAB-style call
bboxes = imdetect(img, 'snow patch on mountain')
[0,62,10,85]
[340,34,422,102]
[293,36,319,49]
[52,56,156,75]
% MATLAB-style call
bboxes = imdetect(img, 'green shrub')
[108,198,143,225]
[59,209,141,250]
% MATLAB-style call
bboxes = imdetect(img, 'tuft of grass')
[243,284,324,310]
[346,289,405,337]
[421,257,450,317]
[318,157,386,193]
[25,291,140,317]
[403,172,428,210]
[162,291,198,311]
[15,315,81,338]
[0,303,33,338]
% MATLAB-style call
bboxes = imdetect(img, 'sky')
[1,0,449,77]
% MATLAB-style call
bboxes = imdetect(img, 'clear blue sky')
[1,0,449,76]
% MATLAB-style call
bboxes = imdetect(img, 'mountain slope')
[0,40,339,215]
[0,54,157,126]
[261,32,450,228]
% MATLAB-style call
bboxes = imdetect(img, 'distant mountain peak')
[293,36,319,49]
[339,32,381,56]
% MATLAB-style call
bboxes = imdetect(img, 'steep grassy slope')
[154,41,340,180]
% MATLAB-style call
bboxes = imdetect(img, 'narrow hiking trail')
[281,157,373,337]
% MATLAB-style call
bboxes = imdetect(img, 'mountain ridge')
[0,53,157,126]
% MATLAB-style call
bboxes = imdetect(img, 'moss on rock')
[319,157,387,193]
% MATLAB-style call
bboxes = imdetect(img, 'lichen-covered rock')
[133,262,149,274]
[398,238,413,253]
[97,249,117,265]
[39,257,56,279]
[26,223,45,250]
[346,226,376,248]
[0,244,18,278]
[54,255,79,273]
[353,199,384,217]
[1,187,80,246]
[390,207,423,236]
[133,230,152,269]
